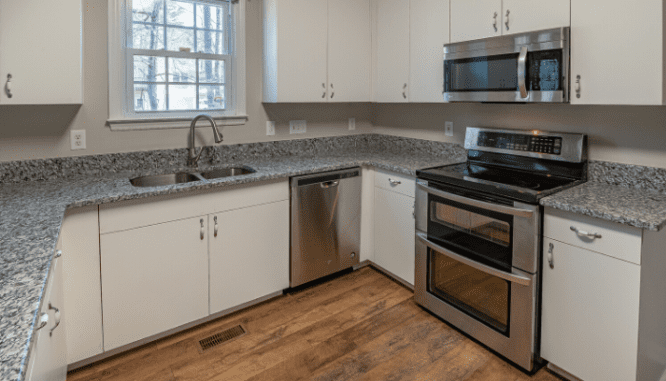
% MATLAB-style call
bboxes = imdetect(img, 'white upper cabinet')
[571,0,665,105]
[375,0,410,102]
[264,0,371,102]
[502,0,569,36]
[0,0,82,104]
[409,0,450,102]
[450,0,502,43]
[328,0,372,102]
[264,0,328,102]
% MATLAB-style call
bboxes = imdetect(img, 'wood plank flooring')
[67,267,564,381]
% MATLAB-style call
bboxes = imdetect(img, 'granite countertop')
[540,181,666,231]
[0,143,462,381]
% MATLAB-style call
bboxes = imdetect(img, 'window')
[108,0,246,130]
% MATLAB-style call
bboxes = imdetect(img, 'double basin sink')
[130,167,255,187]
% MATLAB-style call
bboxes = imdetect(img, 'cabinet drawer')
[374,169,415,198]
[100,179,289,234]
[543,208,642,265]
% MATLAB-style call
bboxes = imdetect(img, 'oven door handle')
[416,232,532,286]
[417,182,534,218]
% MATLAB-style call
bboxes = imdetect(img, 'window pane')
[133,24,165,50]
[134,56,166,82]
[166,27,194,52]
[168,85,196,110]
[168,58,196,83]
[132,0,164,24]
[199,84,225,110]
[196,3,227,31]
[198,59,224,83]
[166,0,194,27]
[196,31,226,54]
[134,84,166,111]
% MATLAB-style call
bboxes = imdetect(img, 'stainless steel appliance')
[443,27,570,103]
[290,168,362,288]
[414,127,587,371]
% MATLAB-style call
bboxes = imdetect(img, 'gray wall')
[1,1,666,170]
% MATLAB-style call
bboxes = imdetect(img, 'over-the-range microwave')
[443,27,570,103]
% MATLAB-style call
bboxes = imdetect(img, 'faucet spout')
[188,114,224,167]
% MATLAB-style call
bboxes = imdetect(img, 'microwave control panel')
[477,132,562,155]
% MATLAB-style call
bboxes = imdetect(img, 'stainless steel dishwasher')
[290,167,362,287]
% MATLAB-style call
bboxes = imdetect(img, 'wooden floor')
[68,267,564,381]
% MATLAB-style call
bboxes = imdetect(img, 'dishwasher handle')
[320,180,339,188]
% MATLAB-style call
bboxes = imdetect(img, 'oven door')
[414,180,539,371]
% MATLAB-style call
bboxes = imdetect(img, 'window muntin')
[128,0,231,113]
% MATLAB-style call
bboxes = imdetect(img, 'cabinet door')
[374,187,415,286]
[409,0,450,102]
[264,0,328,102]
[25,254,67,381]
[100,216,209,350]
[328,0,371,102]
[0,0,81,104]
[502,0,569,36]
[450,0,501,43]
[541,238,640,381]
[571,0,663,105]
[210,201,289,314]
[375,0,410,102]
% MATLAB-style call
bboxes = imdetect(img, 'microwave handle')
[416,232,532,286]
[417,182,534,218]
[518,46,528,99]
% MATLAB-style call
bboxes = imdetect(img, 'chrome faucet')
[188,114,223,167]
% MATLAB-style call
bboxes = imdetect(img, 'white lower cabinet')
[210,200,290,314]
[100,216,210,350]
[25,247,67,381]
[541,237,640,381]
[374,186,415,286]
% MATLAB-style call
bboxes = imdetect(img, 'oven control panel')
[477,131,562,155]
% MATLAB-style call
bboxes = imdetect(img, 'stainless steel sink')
[199,167,255,179]
[130,172,203,187]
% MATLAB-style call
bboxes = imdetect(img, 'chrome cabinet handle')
[200,218,205,240]
[570,226,602,239]
[214,216,218,237]
[547,242,554,269]
[55,250,62,258]
[5,74,12,98]
[402,83,407,99]
[575,75,581,99]
[505,10,510,31]
[322,83,326,99]
[518,46,528,99]
[493,12,498,32]
[388,178,401,186]
[35,312,49,331]
[330,83,334,99]
[49,303,61,336]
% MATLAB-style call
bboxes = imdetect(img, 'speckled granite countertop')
[541,161,666,231]
[0,134,465,381]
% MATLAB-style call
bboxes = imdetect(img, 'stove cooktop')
[417,162,584,204]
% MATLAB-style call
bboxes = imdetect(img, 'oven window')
[428,248,510,335]
[432,203,510,247]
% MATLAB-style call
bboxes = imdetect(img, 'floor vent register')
[198,325,247,352]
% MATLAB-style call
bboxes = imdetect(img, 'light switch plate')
[289,120,306,134]
[71,129,86,150]
[348,118,356,131]
[445,122,453,137]
[266,121,276,136]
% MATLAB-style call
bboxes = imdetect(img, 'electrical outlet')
[445,122,454,137]
[266,121,276,136]
[70,129,86,150]
[348,118,356,131]
[289,120,306,134]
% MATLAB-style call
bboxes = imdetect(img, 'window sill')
[107,115,248,131]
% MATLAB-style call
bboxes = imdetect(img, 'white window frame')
[107,0,247,131]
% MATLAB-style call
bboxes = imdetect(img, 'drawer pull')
[200,218,205,240]
[547,242,554,269]
[570,226,602,239]
[49,303,61,336]
[35,312,49,331]
[214,216,218,237]
[388,178,401,186]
